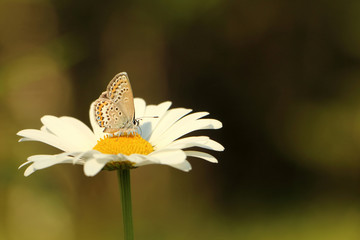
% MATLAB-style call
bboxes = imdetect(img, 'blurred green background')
[1,0,359,239]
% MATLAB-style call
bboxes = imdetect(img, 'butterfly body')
[94,72,138,135]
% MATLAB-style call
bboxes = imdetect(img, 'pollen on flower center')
[93,134,154,155]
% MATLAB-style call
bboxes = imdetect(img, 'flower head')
[18,98,224,176]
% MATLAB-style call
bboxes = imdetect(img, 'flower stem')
[118,169,134,240]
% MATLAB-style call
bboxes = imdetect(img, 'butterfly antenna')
[138,116,159,121]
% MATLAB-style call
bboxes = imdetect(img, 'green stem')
[118,169,134,240]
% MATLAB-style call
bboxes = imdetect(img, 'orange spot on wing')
[96,102,107,125]
[110,80,123,98]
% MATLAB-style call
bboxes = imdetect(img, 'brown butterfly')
[94,72,138,134]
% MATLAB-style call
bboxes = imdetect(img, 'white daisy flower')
[17,98,224,177]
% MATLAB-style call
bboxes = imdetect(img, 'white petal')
[154,118,223,149]
[89,101,105,139]
[24,165,36,176]
[148,108,192,143]
[60,116,97,147]
[109,153,152,167]
[185,151,218,163]
[127,154,152,166]
[17,129,70,151]
[204,139,225,151]
[83,157,111,176]
[140,101,172,140]
[165,136,209,149]
[18,137,37,142]
[93,152,120,160]
[40,125,53,134]
[166,136,224,151]
[72,150,95,164]
[132,150,190,171]
[170,160,192,171]
[31,153,74,170]
[166,137,224,151]
[148,149,186,165]
[21,153,76,176]
[18,159,35,169]
[134,98,146,119]
[151,112,209,146]
[27,154,53,163]
[41,116,92,152]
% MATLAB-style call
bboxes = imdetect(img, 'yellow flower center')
[92,133,154,170]
[93,134,153,155]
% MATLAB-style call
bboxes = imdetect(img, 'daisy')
[17,98,224,176]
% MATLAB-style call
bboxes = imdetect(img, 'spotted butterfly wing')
[106,72,135,123]
[94,97,122,133]
[94,72,136,134]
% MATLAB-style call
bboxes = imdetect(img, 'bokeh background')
[1,0,360,239]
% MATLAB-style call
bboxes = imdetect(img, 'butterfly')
[94,72,139,135]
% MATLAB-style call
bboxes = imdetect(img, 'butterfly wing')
[94,97,126,133]
[106,72,135,125]
[93,72,136,133]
